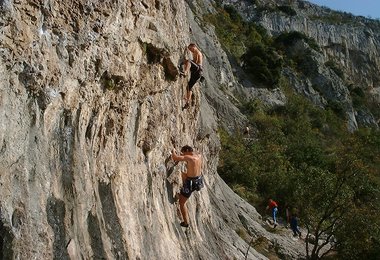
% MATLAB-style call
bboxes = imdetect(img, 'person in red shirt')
[266,199,278,228]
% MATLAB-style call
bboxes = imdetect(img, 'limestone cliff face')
[222,0,380,131]
[0,1,306,259]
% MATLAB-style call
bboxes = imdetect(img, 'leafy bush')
[326,100,346,118]
[277,5,297,16]
[348,84,369,110]
[242,45,283,88]
[224,5,243,23]
[274,31,320,52]
[218,129,257,186]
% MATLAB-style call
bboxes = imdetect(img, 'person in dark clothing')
[179,43,203,110]
[290,213,302,238]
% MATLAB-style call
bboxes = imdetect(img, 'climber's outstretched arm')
[171,148,189,162]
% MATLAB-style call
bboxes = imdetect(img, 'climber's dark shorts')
[188,61,202,91]
[180,175,204,198]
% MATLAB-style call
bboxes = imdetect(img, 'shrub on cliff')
[241,44,283,88]
[277,5,297,16]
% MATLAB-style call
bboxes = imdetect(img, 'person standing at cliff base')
[171,145,204,227]
[290,213,302,238]
[266,199,279,228]
[179,43,203,110]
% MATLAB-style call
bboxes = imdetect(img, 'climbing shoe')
[180,222,189,228]
[182,103,190,111]
[178,65,186,77]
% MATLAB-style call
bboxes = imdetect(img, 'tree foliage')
[218,92,380,259]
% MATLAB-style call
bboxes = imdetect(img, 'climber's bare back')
[183,153,202,177]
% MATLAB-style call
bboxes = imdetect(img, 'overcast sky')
[306,0,380,19]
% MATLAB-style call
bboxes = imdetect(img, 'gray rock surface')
[0,0,306,259]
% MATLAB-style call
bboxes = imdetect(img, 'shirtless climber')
[179,43,203,110]
[171,145,204,227]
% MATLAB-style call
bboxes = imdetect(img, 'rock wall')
[258,1,380,89]
[0,0,308,259]
[221,0,380,130]
[223,0,380,88]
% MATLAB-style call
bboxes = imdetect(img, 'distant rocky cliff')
[223,0,380,131]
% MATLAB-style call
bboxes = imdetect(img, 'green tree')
[218,130,259,194]
[291,146,378,259]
